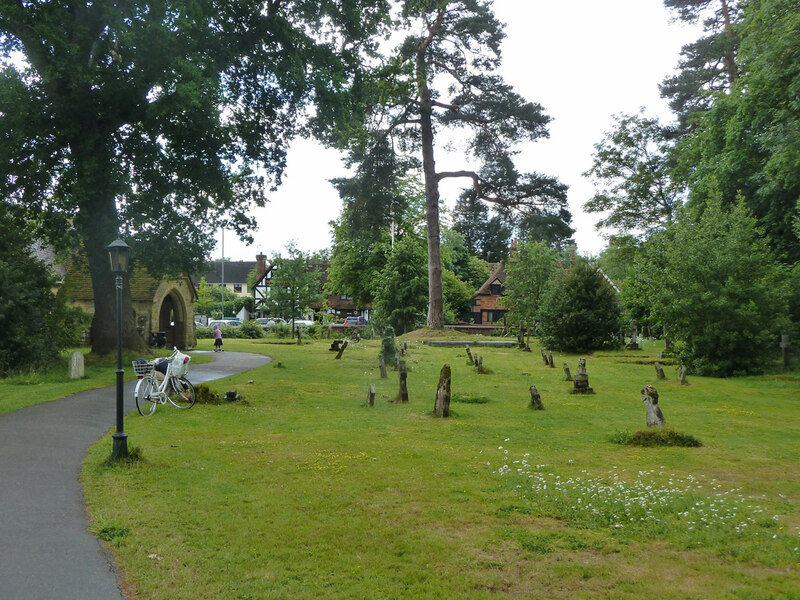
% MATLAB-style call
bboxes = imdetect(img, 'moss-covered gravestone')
[434,364,451,417]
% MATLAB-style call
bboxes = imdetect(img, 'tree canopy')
[0,0,389,352]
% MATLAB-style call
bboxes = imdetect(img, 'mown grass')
[82,336,800,599]
[0,348,213,416]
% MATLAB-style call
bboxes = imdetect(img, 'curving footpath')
[0,351,271,600]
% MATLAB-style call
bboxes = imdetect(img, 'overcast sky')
[219,0,700,262]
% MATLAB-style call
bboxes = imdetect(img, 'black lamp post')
[107,238,130,459]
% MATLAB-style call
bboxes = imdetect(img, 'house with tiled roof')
[192,257,259,297]
[471,263,508,325]
[58,253,198,349]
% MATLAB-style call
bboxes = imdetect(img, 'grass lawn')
[82,335,800,599]
[0,348,214,416]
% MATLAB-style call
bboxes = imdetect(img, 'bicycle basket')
[132,359,154,377]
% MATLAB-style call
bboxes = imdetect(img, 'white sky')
[219,1,700,262]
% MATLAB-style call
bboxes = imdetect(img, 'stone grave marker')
[296,329,302,345]
[366,384,375,407]
[571,358,594,394]
[781,334,791,369]
[540,348,549,365]
[329,339,342,352]
[434,364,451,417]
[529,385,544,410]
[642,385,665,427]
[398,362,409,403]
[627,320,640,350]
[465,346,474,365]
[379,356,388,379]
[654,362,666,379]
[394,355,400,371]
[677,365,688,385]
[477,356,488,374]
[563,363,572,381]
[334,340,348,360]
[68,351,84,380]
[547,352,555,368]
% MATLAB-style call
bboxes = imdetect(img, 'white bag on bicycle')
[171,351,191,377]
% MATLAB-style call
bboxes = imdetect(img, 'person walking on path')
[213,324,223,352]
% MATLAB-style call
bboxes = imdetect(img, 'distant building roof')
[475,263,507,296]
[193,260,256,286]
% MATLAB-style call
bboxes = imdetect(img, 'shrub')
[194,384,224,404]
[379,326,397,365]
[612,428,703,447]
[537,257,622,352]
[238,320,264,339]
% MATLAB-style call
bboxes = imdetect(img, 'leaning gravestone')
[547,352,555,368]
[68,351,84,380]
[465,346,474,365]
[642,385,665,427]
[329,339,342,352]
[563,363,572,382]
[529,385,544,410]
[654,362,666,380]
[434,364,451,417]
[677,365,688,385]
[335,340,349,360]
[540,348,549,365]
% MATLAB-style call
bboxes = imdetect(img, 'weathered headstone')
[529,385,544,410]
[465,346,474,365]
[329,339,342,352]
[379,356,388,379]
[351,329,361,343]
[627,320,640,350]
[563,363,572,381]
[68,351,84,380]
[434,364,451,417]
[477,356,488,374]
[296,329,302,345]
[571,358,594,394]
[677,365,687,385]
[403,342,408,353]
[642,385,665,427]
[335,340,348,360]
[398,362,409,403]
[367,384,375,407]
[781,334,791,369]
[654,362,666,379]
[547,352,555,368]
[400,346,405,356]
[540,348,549,365]
[394,355,400,371]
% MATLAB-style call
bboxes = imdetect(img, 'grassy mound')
[612,428,703,447]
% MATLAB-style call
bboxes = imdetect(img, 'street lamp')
[107,238,130,459]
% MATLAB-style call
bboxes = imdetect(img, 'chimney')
[256,253,266,279]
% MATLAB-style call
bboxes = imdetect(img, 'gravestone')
[627,320,640,350]
[547,352,555,368]
[394,355,400,371]
[677,365,687,385]
[465,346,474,365]
[351,329,361,343]
[654,362,666,379]
[403,342,408,353]
[642,385,665,427]
[434,364,451,417]
[477,356,488,374]
[366,384,375,407]
[379,357,388,379]
[398,362,409,403]
[335,340,348,360]
[296,329,302,345]
[563,363,572,381]
[68,351,84,380]
[400,345,405,356]
[540,348,549,365]
[529,385,544,410]
[329,339,342,352]
[571,358,594,394]
[781,334,791,369]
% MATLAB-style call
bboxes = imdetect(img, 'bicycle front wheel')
[168,377,195,409]
[135,377,158,416]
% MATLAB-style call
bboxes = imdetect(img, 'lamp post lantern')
[107,238,130,459]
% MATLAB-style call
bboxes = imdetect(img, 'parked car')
[256,317,286,329]
[207,319,241,328]
[287,319,314,328]
[345,316,369,326]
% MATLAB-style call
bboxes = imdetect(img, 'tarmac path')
[0,351,271,600]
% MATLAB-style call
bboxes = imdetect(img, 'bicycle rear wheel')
[168,377,195,409]
[135,378,158,416]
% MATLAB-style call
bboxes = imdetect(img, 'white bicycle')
[133,348,196,416]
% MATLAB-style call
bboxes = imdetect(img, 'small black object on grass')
[226,390,240,402]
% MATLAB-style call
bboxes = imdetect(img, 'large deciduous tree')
[266,244,323,336]
[584,112,684,235]
[350,0,568,329]
[0,0,388,353]
[501,240,558,330]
